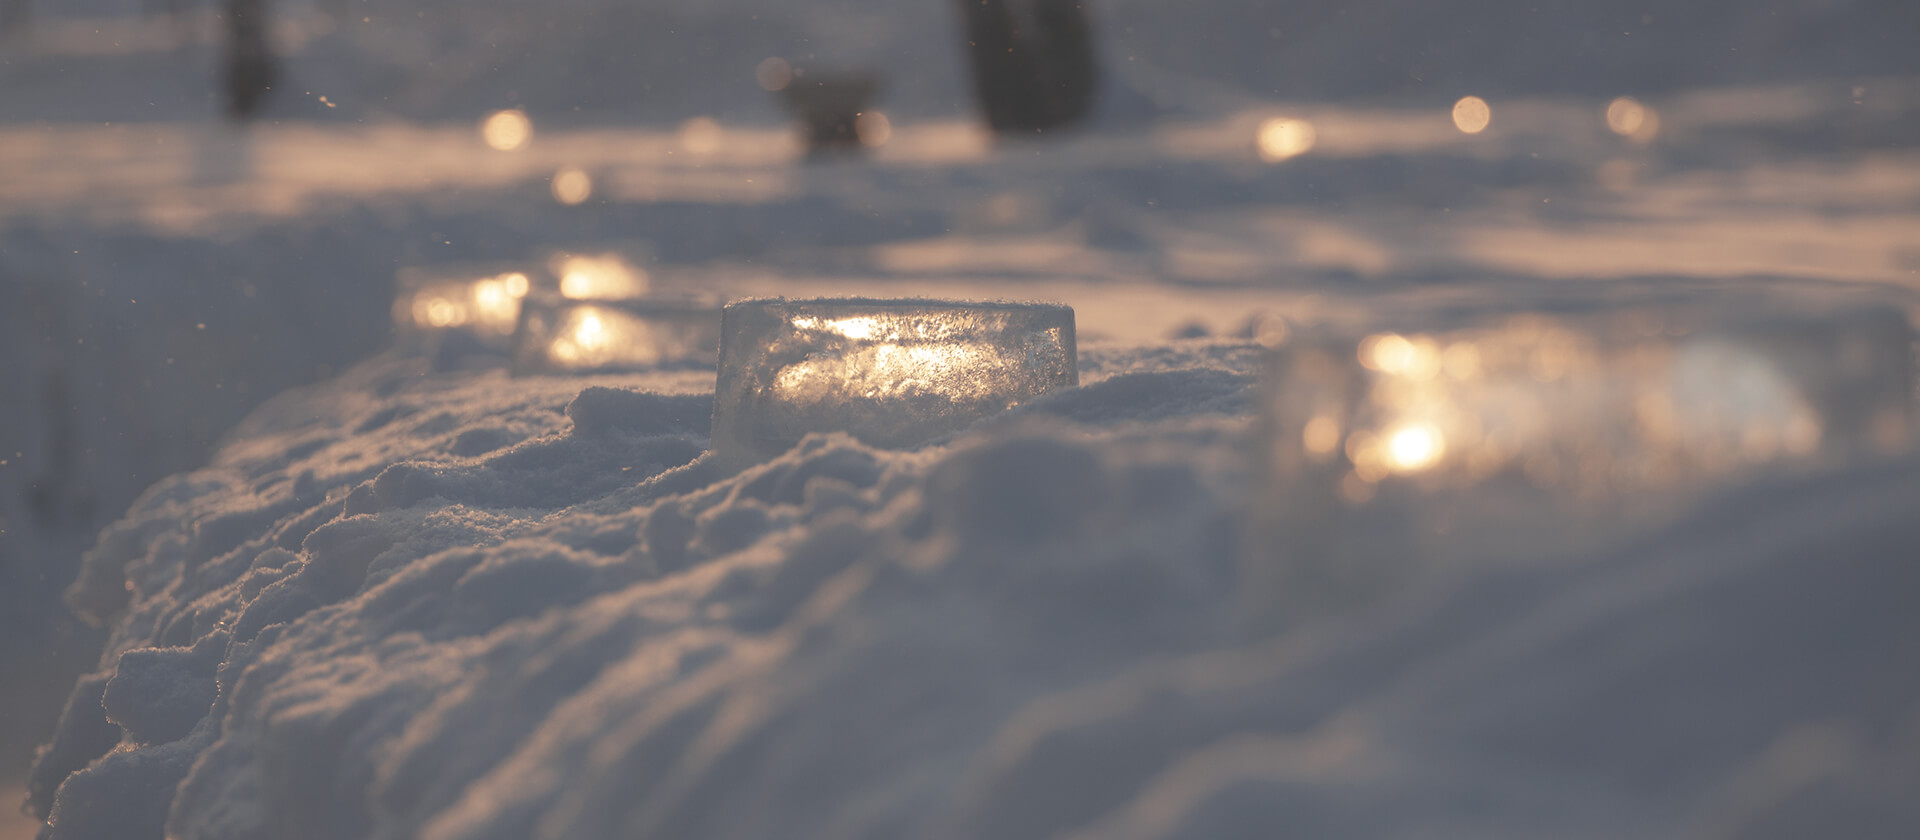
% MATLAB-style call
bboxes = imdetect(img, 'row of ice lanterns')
[400,257,1913,494]
[398,261,1913,587]
[1256,94,1661,163]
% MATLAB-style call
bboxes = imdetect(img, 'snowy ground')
[4,0,1920,837]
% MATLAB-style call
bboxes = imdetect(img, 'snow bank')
[25,333,1920,838]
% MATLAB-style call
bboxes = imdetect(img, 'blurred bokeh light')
[1451,96,1492,134]
[551,166,593,205]
[480,109,533,151]
[1256,117,1316,162]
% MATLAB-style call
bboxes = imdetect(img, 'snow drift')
[24,326,1920,838]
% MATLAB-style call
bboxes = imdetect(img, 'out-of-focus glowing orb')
[855,111,893,147]
[1250,312,1290,347]
[679,117,723,155]
[421,297,465,327]
[472,279,513,320]
[1451,96,1492,134]
[1605,96,1660,143]
[502,272,530,298]
[557,254,648,300]
[1385,422,1446,472]
[481,109,532,151]
[756,56,793,92]
[1256,117,1316,162]
[1302,415,1342,456]
[1359,333,1440,378]
[552,166,593,205]
[1605,97,1646,135]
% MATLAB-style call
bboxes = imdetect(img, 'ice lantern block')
[710,298,1078,464]
[1245,305,1914,618]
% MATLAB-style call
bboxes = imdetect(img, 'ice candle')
[710,298,1078,465]
[509,295,722,377]
[1244,303,1914,622]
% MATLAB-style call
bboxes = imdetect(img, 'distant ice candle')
[509,296,721,376]
[710,298,1078,465]
[1244,303,1914,623]
[391,264,535,356]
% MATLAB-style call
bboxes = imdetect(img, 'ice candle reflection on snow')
[1245,304,1914,620]
[710,298,1077,465]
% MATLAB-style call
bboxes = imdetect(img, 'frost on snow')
[24,328,1920,839]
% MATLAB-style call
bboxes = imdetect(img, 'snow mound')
[26,340,1920,839]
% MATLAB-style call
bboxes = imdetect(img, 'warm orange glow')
[480,109,532,151]
[1302,415,1342,456]
[552,166,592,205]
[855,111,893,147]
[555,253,647,300]
[1441,342,1481,380]
[502,273,530,298]
[679,117,723,156]
[1359,333,1440,378]
[1256,117,1316,162]
[1451,96,1492,134]
[1605,97,1660,142]
[756,57,793,92]
[1384,422,1446,472]
[405,272,531,336]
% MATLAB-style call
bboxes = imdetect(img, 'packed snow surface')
[23,319,1920,837]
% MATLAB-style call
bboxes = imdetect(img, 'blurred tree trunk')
[225,0,275,119]
[958,0,1098,135]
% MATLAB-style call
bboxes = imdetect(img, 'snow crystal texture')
[24,335,1920,839]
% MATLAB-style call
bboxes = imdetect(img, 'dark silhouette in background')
[958,0,1098,135]
[781,73,881,156]
[225,0,275,119]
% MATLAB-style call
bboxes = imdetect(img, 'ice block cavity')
[509,296,721,376]
[1244,304,1913,621]
[711,298,1077,463]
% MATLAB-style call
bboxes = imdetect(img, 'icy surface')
[711,298,1077,464]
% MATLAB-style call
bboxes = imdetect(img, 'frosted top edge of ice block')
[508,296,722,377]
[711,297,1079,464]
[1241,303,1914,618]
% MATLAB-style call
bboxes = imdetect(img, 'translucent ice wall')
[711,298,1077,465]
[1245,304,1915,618]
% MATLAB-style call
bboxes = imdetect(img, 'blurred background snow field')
[2,0,1919,836]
